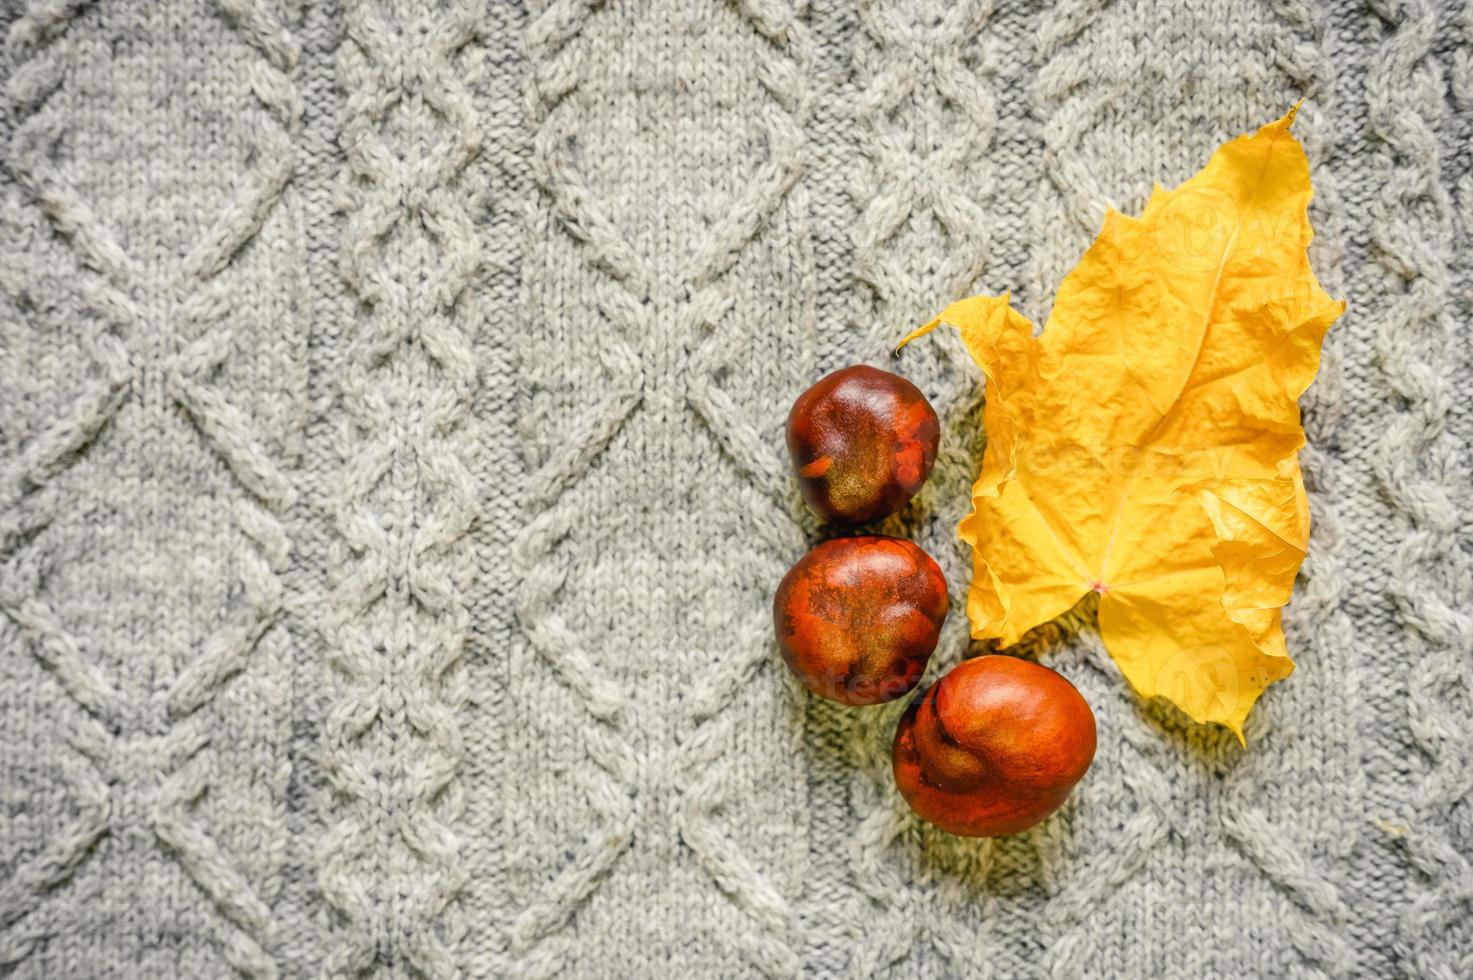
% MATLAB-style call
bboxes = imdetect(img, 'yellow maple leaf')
[898,108,1344,741]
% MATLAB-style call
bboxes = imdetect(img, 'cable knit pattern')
[316,2,486,974]
[510,2,811,975]
[2,1,305,977]
[1365,3,1473,978]
[2,1,1471,978]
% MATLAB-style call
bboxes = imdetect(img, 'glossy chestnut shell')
[892,655,1096,836]
[773,536,948,705]
[786,365,940,525]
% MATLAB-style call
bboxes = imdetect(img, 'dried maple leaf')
[898,108,1344,740]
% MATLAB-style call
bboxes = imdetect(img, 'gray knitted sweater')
[1,0,1470,977]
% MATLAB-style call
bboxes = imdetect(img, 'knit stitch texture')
[1,1,1470,978]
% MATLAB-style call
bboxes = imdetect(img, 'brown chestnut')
[773,536,948,705]
[786,365,940,525]
[892,655,1096,836]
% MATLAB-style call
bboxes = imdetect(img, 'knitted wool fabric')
[1,1,1470,978]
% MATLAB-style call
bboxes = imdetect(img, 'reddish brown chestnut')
[774,536,948,705]
[893,655,1096,836]
[786,365,940,525]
